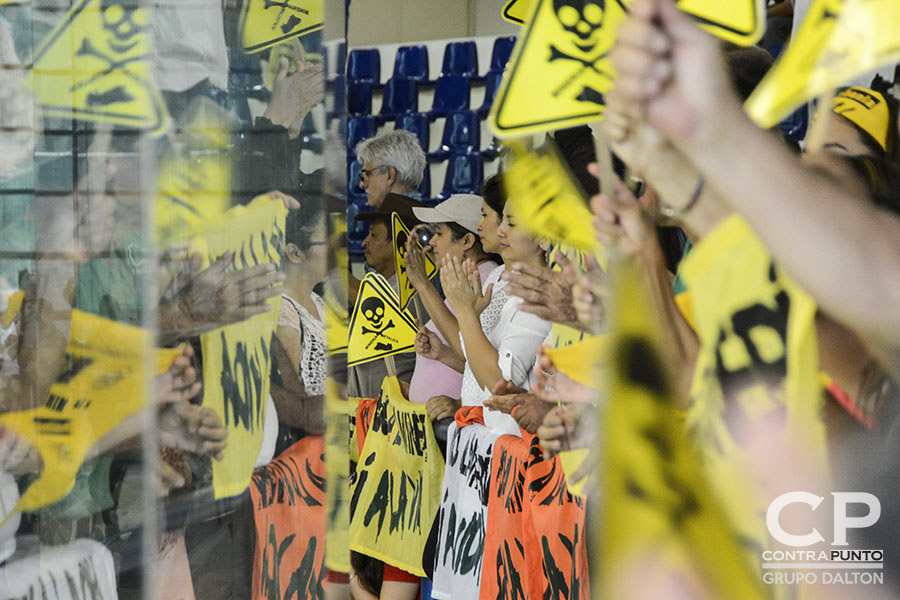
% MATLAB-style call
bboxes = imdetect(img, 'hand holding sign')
[502,258,581,328]
[609,0,737,152]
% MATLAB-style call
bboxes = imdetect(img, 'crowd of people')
[1,0,900,599]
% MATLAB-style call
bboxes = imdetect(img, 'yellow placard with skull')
[239,0,324,54]
[29,0,169,134]
[347,273,417,367]
[392,213,436,312]
[490,0,763,137]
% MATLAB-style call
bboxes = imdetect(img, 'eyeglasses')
[359,165,389,182]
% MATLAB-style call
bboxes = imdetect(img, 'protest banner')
[349,376,444,577]
[193,194,288,499]
[0,539,117,600]
[251,436,327,600]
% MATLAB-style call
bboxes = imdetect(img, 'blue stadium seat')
[394,45,429,83]
[429,74,470,119]
[347,81,373,116]
[489,36,516,72]
[780,104,808,142]
[395,112,430,152]
[347,48,381,84]
[378,78,419,122]
[478,70,503,117]
[432,111,480,158]
[417,167,431,199]
[348,161,365,195]
[347,116,377,156]
[441,41,478,78]
[437,153,483,199]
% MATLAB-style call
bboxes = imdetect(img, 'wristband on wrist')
[661,177,704,219]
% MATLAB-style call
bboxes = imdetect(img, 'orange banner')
[250,436,327,600]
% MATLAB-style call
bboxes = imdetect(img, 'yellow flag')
[348,273,418,367]
[239,0,324,54]
[155,105,231,248]
[193,195,288,499]
[503,0,534,24]
[503,141,600,253]
[349,376,445,577]
[490,0,763,137]
[392,212,436,312]
[326,213,349,355]
[0,311,181,513]
[747,0,900,128]
[29,0,169,134]
[599,259,767,600]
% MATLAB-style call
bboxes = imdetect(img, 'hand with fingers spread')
[264,58,326,139]
[161,251,285,338]
[157,345,202,405]
[501,256,582,330]
[425,395,461,422]
[405,230,432,290]
[159,401,228,461]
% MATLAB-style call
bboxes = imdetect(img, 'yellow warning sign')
[0,311,181,513]
[29,0,169,134]
[239,0,324,54]
[504,141,601,252]
[490,0,763,137]
[348,273,417,367]
[503,0,534,24]
[393,212,436,312]
[746,0,900,128]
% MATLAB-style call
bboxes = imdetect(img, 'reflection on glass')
[1,1,330,598]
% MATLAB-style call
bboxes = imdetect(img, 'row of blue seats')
[348,111,498,159]
[348,151,484,205]
[347,37,515,85]
[348,71,502,121]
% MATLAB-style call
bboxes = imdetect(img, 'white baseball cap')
[412,194,482,234]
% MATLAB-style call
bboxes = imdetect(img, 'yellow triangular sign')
[348,273,418,367]
[490,0,763,137]
[503,140,601,252]
[0,311,181,513]
[746,0,900,128]
[29,0,169,133]
[393,212,436,311]
[599,260,767,600]
[502,0,533,24]
[239,0,324,54]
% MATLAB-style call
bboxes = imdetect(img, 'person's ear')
[385,166,397,186]
[463,232,476,252]
[285,242,303,264]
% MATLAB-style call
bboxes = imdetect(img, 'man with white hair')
[355,129,427,208]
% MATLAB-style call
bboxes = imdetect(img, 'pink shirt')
[408,260,498,404]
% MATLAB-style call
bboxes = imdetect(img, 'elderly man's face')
[359,161,393,208]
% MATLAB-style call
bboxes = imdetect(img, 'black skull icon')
[101,1,149,55]
[548,0,618,106]
[360,296,399,351]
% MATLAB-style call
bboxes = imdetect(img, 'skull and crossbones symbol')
[361,297,399,351]
[263,0,310,34]
[71,1,150,106]
[548,0,616,106]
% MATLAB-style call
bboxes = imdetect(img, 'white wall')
[347,0,519,47]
